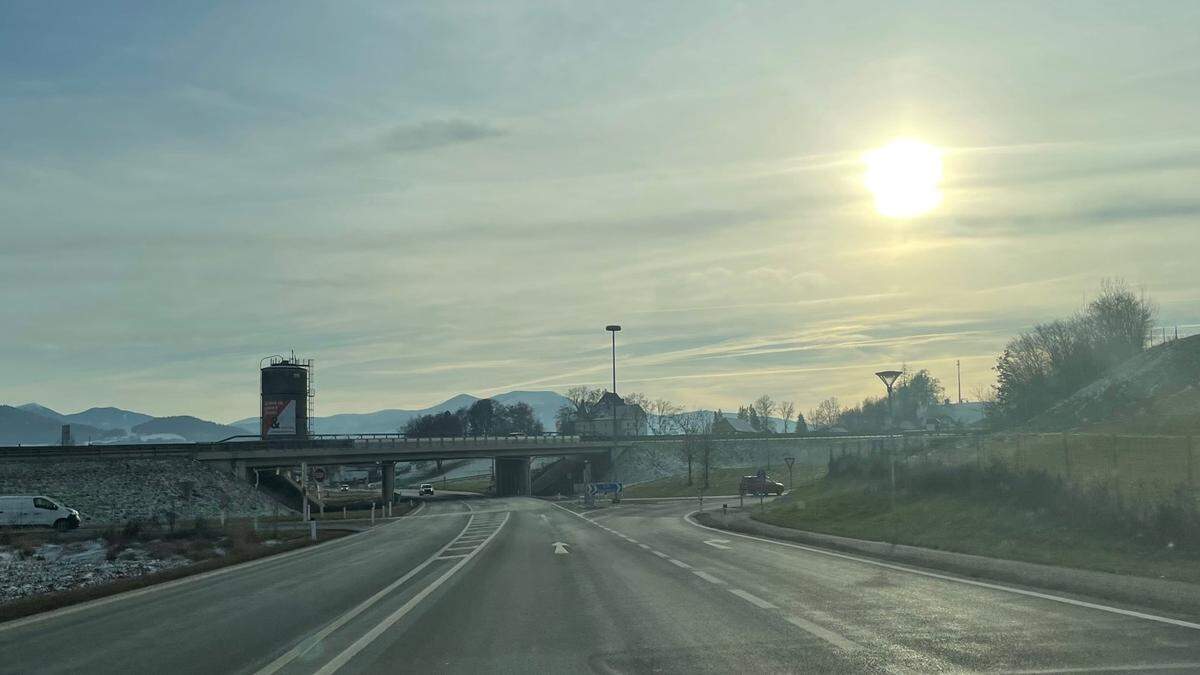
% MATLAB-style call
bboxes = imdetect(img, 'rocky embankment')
[0,539,191,605]
[0,458,284,525]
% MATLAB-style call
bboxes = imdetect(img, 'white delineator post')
[309,520,317,541]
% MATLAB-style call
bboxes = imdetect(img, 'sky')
[2,1,1200,423]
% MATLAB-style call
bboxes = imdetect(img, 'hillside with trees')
[402,398,543,437]
[990,279,1157,428]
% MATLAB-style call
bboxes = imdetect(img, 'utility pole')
[957,359,962,404]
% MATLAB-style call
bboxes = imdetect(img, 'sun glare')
[863,139,943,219]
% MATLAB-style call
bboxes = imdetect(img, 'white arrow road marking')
[553,542,570,555]
[703,539,732,550]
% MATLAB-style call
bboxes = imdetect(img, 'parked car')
[419,483,435,496]
[0,495,82,530]
[339,484,350,492]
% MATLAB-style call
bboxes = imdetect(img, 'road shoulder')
[691,508,1200,619]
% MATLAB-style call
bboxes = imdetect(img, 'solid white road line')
[638,543,651,550]
[703,539,732,550]
[693,571,725,585]
[729,588,777,609]
[684,511,1200,632]
[314,512,511,675]
[652,550,670,559]
[255,514,482,675]
[784,615,860,652]
[0,514,413,635]
[993,663,1200,674]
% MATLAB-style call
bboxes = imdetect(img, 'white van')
[0,495,81,530]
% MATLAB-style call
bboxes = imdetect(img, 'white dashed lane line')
[548,502,860,654]
[784,615,861,652]
[729,588,777,609]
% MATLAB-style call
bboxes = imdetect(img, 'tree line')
[989,278,1155,426]
[806,369,944,434]
[402,398,544,437]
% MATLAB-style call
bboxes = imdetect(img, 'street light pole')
[875,369,902,544]
[606,325,622,482]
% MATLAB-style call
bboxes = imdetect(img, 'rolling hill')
[131,416,249,442]
[231,390,572,435]
[0,406,120,445]
[1028,333,1200,433]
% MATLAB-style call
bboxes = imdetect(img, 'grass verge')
[754,457,1200,584]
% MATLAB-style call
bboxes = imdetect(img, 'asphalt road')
[4,497,1200,673]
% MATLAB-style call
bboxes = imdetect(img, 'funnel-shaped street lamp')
[875,370,902,430]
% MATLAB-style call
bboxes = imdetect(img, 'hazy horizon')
[4,3,1199,422]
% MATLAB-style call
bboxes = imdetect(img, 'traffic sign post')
[589,482,623,504]
[784,456,796,490]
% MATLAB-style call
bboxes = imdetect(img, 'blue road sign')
[590,482,623,495]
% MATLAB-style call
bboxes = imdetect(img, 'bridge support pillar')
[495,457,531,497]
[382,461,396,504]
[232,460,253,483]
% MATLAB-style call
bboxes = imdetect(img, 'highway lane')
[6,496,1200,673]
[0,497,482,675]
[555,499,1200,672]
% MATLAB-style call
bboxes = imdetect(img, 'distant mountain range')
[0,406,122,445]
[1,391,573,445]
[232,390,572,435]
[1,391,799,445]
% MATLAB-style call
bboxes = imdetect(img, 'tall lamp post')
[606,325,621,484]
[875,370,902,430]
[875,369,902,540]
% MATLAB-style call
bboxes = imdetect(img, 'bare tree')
[558,386,604,433]
[646,398,683,436]
[778,401,796,433]
[669,410,712,485]
[809,397,841,430]
[622,391,650,435]
[752,395,775,432]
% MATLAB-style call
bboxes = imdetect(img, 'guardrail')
[0,434,596,461]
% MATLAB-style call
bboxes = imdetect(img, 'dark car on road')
[739,474,784,496]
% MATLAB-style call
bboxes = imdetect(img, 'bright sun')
[863,139,943,219]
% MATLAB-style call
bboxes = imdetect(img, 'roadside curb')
[690,510,1200,620]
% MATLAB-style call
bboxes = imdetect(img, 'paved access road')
[4,497,1200,673]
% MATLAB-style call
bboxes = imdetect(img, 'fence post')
[1062,432,1071,479]
[1109,434,1118,476]
[1188,436,1195,487]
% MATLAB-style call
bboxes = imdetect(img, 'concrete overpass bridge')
[0,434,629,500]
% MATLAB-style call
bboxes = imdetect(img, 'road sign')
[312,467,327,481]
[589,482,623,495]
[784,456,795,468]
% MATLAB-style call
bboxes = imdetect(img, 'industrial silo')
[260,355,313,439]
